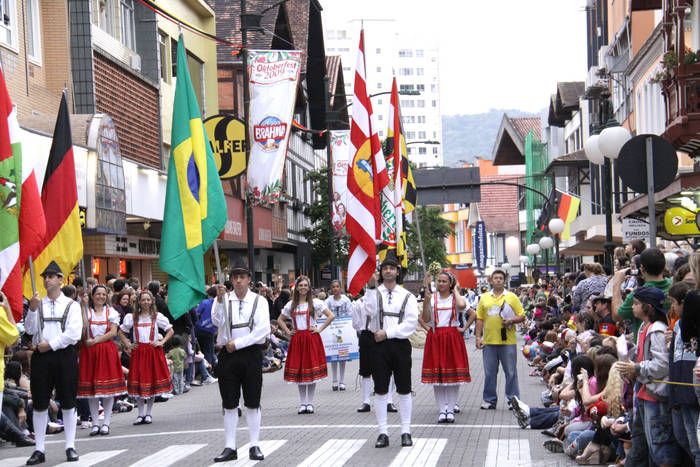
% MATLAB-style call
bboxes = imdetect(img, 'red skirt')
[284,330,328,384]
[127,343,173,398]
[77,340,127,398]
[421,326,471,384]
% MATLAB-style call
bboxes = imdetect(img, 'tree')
[301,167,349,271]
[405,206,453,273]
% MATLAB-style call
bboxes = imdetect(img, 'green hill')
[442,109,541,167]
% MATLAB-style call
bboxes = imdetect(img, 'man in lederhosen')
[211,259,269,462]
[362,251,419,448]
[24,261,83,464]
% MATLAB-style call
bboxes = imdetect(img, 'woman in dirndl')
[277,276,334,414]
[77,284,127,435]
[421,271,474,423]
[118,290,173,425]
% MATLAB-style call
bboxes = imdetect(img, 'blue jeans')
[638,398,680,466]
[529,406,559,429]
[195,330,216,368]
[568,429,595,454]
[672,406,700,466]
[482,344,519,405]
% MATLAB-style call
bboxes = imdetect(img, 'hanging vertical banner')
[330,130,350,235]
[474,220,487,271]
[246,50,302,205]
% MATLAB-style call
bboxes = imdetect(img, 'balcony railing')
[662,63,700,156]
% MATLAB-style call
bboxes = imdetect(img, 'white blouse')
[119,312,172,344]
[86,307,119,339]
[324,295,352,318]
[430,294,466,328]
[281,298,326,331]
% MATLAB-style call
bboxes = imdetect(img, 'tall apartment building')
[324,19,443,168]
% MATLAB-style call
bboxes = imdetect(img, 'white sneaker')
[79,420,92,429]
[204,376,218,384]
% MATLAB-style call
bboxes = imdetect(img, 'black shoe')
[214,448,237,462]
[357,403,371,413]
[332,384,339,391]
[401,433,413,447]
[15,435,36,447]
[66,448,79,462]
[387,403,398,413]
[249,446,264,460]
[26,450,45,465]
[543,439,564,453]
[375,433,389,448]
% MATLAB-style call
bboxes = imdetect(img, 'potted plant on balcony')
[651,48,700,83]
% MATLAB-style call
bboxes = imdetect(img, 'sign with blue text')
[474,221,487,271]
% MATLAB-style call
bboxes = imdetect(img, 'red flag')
[346,30,389,295]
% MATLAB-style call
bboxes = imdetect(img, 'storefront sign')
[664,206,700,236]
[330,131,350,235]
[203,115,247,179]
[317,315,359,362]
[622,218,651,244]
[105,235,160,258]
[474,221,487,271]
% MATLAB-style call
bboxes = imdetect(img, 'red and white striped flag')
[346,29,388,295]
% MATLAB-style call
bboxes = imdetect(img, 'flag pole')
[212,239,223,283]
[27,256,42,342]
[413,207,429,289]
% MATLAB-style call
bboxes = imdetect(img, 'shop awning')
[560,234,623,257]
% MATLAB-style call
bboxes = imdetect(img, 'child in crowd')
[167,336,186,395]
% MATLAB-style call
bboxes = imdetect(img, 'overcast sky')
[321,0,588,115]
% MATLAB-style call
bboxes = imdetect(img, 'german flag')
[23,93,83,297]
[556,190,580,240]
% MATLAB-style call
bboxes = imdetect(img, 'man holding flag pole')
[347,30,418,450]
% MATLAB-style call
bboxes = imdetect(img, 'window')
[416,49,424,57]
[325,30,335,40]
[26,0,41,62]
[418,131,426,139]
[337,30,347,39]
[378,115,383,121]
[419,147,427,155]
[377,82,382,89]
[416,84,425,92]
[433,147,439,154]
[399,68,413,76]
[158,32,169,82]
[401,100,414,108]
[343,66,351,72]
[338,47,350,52]
[120,0,135,49]
[399,84,414,92]
[402,116,415,124]
[406,147,412,155]
[417,100,425,108]
[96,0,116,36]
[187,51,205,115]
[433,131,437,138]
[378,130,384,137]
[376,66,381,72]
[399,49,412,57]
[417,116,425,123]
[432,100,437,107]
[327,47,336,52]
[376,48,381,54]
[416,68,424,76]
[405,131,416,139]
[377,98,382,105]
[0,0,17,48]
[431,84,437,92]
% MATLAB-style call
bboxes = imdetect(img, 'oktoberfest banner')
[246,50,302,204]
[330,130,351,236]
[317,315,359,362]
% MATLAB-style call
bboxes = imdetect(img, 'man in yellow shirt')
[475,269,525,410]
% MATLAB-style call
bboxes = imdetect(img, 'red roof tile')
[478,174,520,232]
[511,117,541,141]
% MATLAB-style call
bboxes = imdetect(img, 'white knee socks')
[361,377,372,404]
[298,385,307,405]
[375,393,388,435]
[87,399,101,425]
[102,397,114,426]
[388,376,395,404]
[331,362,338,383]
[146,397,155,416]
[338,361,346,384]
[433,386,446,412]
[398,394,412,434]
[63,408,77,450]
[33,410,48,453]
[223,408,239,449]
[307,384,316,405]
[246,408,261,446]
[446,386,459,413]
[137,399,145,417]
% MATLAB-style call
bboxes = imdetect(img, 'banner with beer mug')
[246,50,302,204]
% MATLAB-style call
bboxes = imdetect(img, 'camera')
[625,269,638,276]
[501,326,507,341]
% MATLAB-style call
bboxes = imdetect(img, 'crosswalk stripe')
[297,439,366,467]
[128,443,207,467]
[2,456,28,467]
[54,449,126,467]
[484,439,531,467]
[388,438,448,467]
[206,439,287,466]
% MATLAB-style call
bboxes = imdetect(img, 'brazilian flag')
[159,35,226,319]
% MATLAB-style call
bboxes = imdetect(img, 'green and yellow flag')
[159,35,226,319]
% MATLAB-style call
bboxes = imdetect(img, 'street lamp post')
[539,236,554,278]
[526,243,540,280]
[548,218,565,277]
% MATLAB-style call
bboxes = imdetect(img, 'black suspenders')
[39,302,72,332]
[377,290,410,330]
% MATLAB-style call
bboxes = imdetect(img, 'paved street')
[1,337,577,466]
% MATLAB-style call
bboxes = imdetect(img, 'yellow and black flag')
[23,92,83,297]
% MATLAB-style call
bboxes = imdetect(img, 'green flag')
[159,35,227,319]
